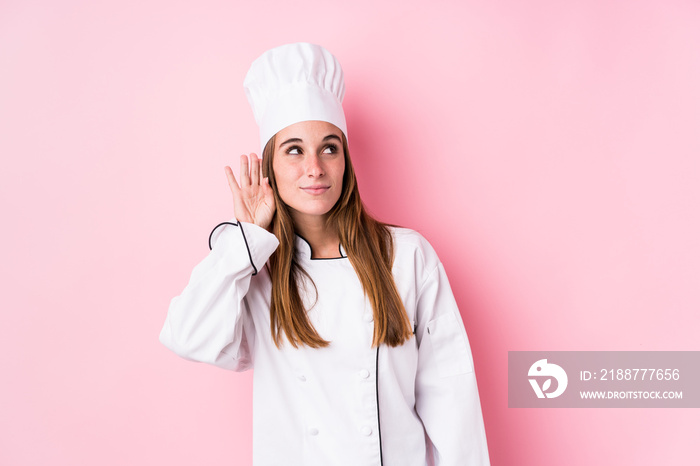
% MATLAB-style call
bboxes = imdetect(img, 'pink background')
[1,0,699,464]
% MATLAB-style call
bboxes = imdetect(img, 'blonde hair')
[262,133,413,348]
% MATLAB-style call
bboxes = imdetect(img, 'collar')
[295,235,347,260]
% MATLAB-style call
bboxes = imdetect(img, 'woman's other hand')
[225,153,276,229]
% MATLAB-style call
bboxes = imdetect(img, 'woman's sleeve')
[413,253,490,465]
[159,220,279,371]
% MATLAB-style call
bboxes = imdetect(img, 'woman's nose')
[305,154,324,177]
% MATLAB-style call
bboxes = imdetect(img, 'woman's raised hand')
[225,153,276,230]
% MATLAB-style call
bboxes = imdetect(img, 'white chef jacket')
[160,221,490,466]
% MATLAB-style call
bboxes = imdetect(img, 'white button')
[297,374,306,382]
[363,314,374,322]
[360,426,372,436]
[359,369,370,379]
[308,427,319,436]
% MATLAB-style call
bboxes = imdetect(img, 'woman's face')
[272,120,346,224]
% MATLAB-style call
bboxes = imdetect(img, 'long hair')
[262,132,413,349]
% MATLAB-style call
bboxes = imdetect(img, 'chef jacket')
[160,221,490,466]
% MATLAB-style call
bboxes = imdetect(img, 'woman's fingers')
[225,165,241,196]
[239,153,264,187]
[250,153,261,186]
[226,153,272,228]
[262,177,273,197]
[240,154,250,187]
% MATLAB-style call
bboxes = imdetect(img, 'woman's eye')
[287,147,301,155]
[323,144,338,154]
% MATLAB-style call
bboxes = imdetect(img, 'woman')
[160,43,490,466]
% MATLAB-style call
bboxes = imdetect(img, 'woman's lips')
[301,186,330,195]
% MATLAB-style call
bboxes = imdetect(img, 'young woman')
[160,42,490,466]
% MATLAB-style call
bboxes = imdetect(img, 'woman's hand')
[225,153,276,230]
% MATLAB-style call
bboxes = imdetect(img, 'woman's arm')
[160,153,278,370]
[159,221,279,371]
[413,249,490,465]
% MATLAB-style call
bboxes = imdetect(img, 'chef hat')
[244,42,347,153]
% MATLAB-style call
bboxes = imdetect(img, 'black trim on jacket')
[208,221,258,276]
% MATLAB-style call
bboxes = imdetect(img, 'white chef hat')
[243,42,347,153]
